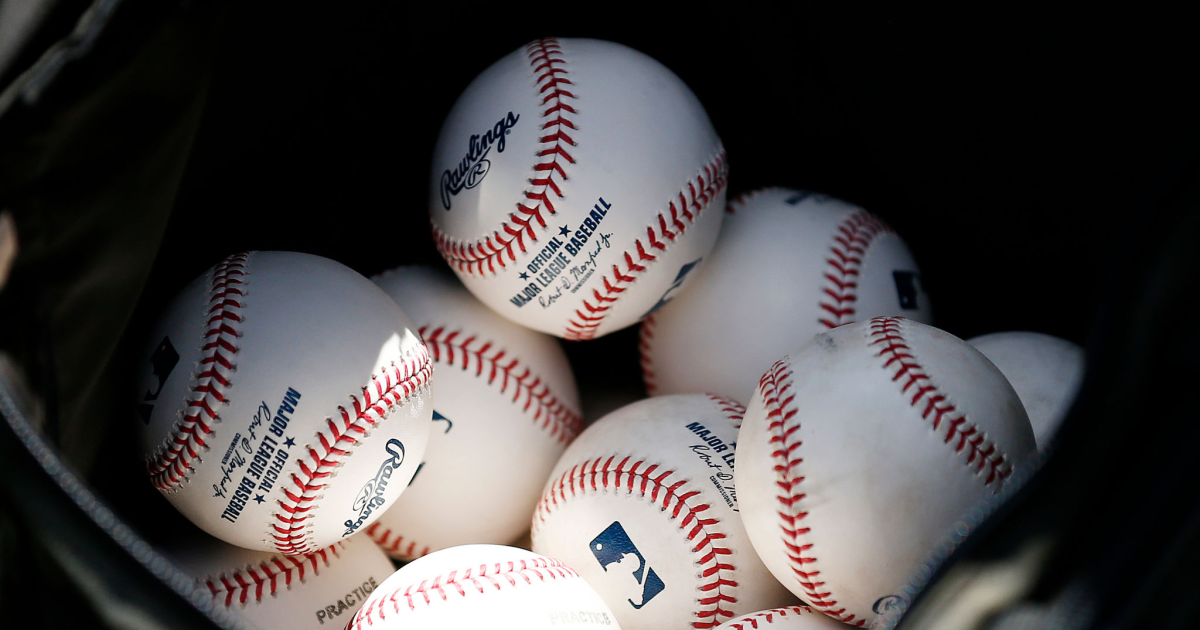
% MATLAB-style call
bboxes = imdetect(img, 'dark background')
[133,4,1200,432]
[102,0,1200,577]
[154,3,1199,359]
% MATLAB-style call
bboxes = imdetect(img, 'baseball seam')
[349,557,580,627]
[420,324,583,444]
[534,455,738,629]
[707,393,745,430]
[563,148,728,340]
[758,358,862,626]
[722,605,820,629]
[433,37,577,276]
[364,323,582,562]
[147,253,249,492]
[202,541,345,607]
[364,522,431,561]
[818,211,892,329]
[270,343,434,555]
[760,318,1017,626]
[867,317,1013,486]
[638,186,816,398]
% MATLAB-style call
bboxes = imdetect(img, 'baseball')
[715,606,848,630]
[135,251,433,554]
[967,331,1085,451]
[349,544,622,629]
[735,317,1036,626]
[532,394,793,630]
[641,187,934,404]
[430,37,726,340]
[366,266,582,560]
[169,532,396,629]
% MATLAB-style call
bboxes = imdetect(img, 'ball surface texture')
[715,605,847,630]
[968,331,1084,451]
[135,251,433,554]
[170,533,395,629]
[349,544,621,629]
[366,266,582,559]
[641,188,933,403]
[430,38,726,339]
[735,317,1036,626]
[532,394,793,629]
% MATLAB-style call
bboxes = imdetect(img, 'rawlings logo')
[343,439,405,536]
[440,111,519,210]
[873,594,906,615]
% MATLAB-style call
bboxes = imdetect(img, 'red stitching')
[349,556,579,627]
[706,393,745,430]
[758,360,863,627]
[270,344,433,555]
[637,201,893,396]
[638,314,659,395]
[432,38,577,276]
[534,455,738,629]
[759,319,1016,626]
[867,317,1013,487]
[204,541,344,607]
[147,253,248,491]
[563,149,728,340]
[818,211,893,329]
[364,522,430,561]
[721,605,820,629]
[419,324,582,444]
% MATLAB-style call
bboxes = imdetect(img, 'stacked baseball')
[132,38,1084,629]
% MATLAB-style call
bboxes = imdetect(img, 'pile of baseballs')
[132,38,1085,629]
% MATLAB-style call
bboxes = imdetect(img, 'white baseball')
[532,394,794,630]
[640,188,934,404]
[169,532,396,629]
[430,37,726,340]
[135,252,433,554]
[715,606,848,630]
[349,544,622,630]
[967,331,1085,452]
[366,266,582,559]
[735,317,1036,626]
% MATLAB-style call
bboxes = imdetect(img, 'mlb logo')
[641,259,703,320]
[138,336,179,424]
[590,521,665,609]
[892,271,923,310]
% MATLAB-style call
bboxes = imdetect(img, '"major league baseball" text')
[685,420,738,512]
[509,196,611,308]
[218,388,302,524]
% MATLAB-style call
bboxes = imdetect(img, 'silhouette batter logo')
[641,258,703,319]
[892,271,923,310]
[138,336,180,424]
[589,521,665,609]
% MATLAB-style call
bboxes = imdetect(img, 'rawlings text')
[343,438,406,536]
[440,111,519,210]
[686,420,738,511]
